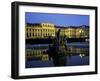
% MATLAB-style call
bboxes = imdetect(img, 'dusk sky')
[25,12,89,26]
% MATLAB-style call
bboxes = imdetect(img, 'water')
[26,56,89,68]
[25,42,89,68]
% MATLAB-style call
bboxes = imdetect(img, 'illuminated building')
[25,23,55,39]
[25,23,89,39]
[76,25,89,38]
[64,27,76,38]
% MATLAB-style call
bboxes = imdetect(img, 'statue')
[47,29,68,66]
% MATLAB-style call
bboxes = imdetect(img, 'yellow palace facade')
[26,23,55,39]
[25,23,89,39]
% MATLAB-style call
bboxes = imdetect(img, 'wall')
[0,0,99,81]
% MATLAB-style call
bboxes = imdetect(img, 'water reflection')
[25,43,89,68]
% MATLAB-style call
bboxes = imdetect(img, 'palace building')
[25,23,55,39]
[25,23,89,39]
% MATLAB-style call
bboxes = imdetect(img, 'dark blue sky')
[25,12,89,26]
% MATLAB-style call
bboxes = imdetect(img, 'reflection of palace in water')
[26,48,49,61]
[25,22,89,39]
[26,46,89,61]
